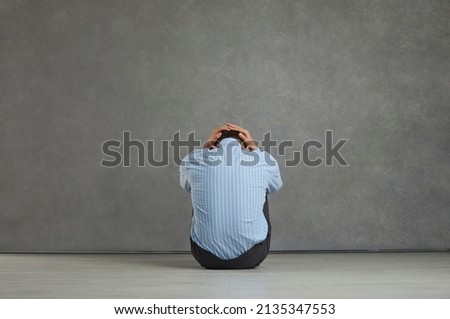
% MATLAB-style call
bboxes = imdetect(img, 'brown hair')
[217,130,244,144]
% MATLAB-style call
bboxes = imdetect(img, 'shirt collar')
[218,137,242,148]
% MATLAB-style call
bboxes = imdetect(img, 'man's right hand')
[225,123,258,151]
[203,124,231,149]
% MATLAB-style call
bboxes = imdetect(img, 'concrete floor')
[0,252,449,298]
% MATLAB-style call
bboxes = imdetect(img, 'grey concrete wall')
[1,0,449,252]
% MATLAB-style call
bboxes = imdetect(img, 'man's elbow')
[277,179,283,191]
[273,178,284,193]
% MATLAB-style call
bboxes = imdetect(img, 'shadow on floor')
[105,254,202,270]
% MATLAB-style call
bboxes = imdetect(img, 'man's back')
[180,137,282,260]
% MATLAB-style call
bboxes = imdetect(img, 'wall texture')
[1,0,449,251]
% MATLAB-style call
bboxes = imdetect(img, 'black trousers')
[190,195,271,269]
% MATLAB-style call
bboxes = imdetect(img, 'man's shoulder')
[181,148,208,165]
[251,148,277,160]
[181,147,279,167]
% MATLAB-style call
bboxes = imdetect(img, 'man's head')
[217,129,244,144]
[204,123,257,151]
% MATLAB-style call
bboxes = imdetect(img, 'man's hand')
[203,124,230,149]
[226,123,258,151]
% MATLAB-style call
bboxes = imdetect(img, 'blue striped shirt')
[180,138,283,260]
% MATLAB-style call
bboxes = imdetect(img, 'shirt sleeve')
[265,152,283,194]
[179,155,191,193]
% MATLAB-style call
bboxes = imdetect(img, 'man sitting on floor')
[180,123,283,269]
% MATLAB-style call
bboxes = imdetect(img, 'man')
[180,123,283,269]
